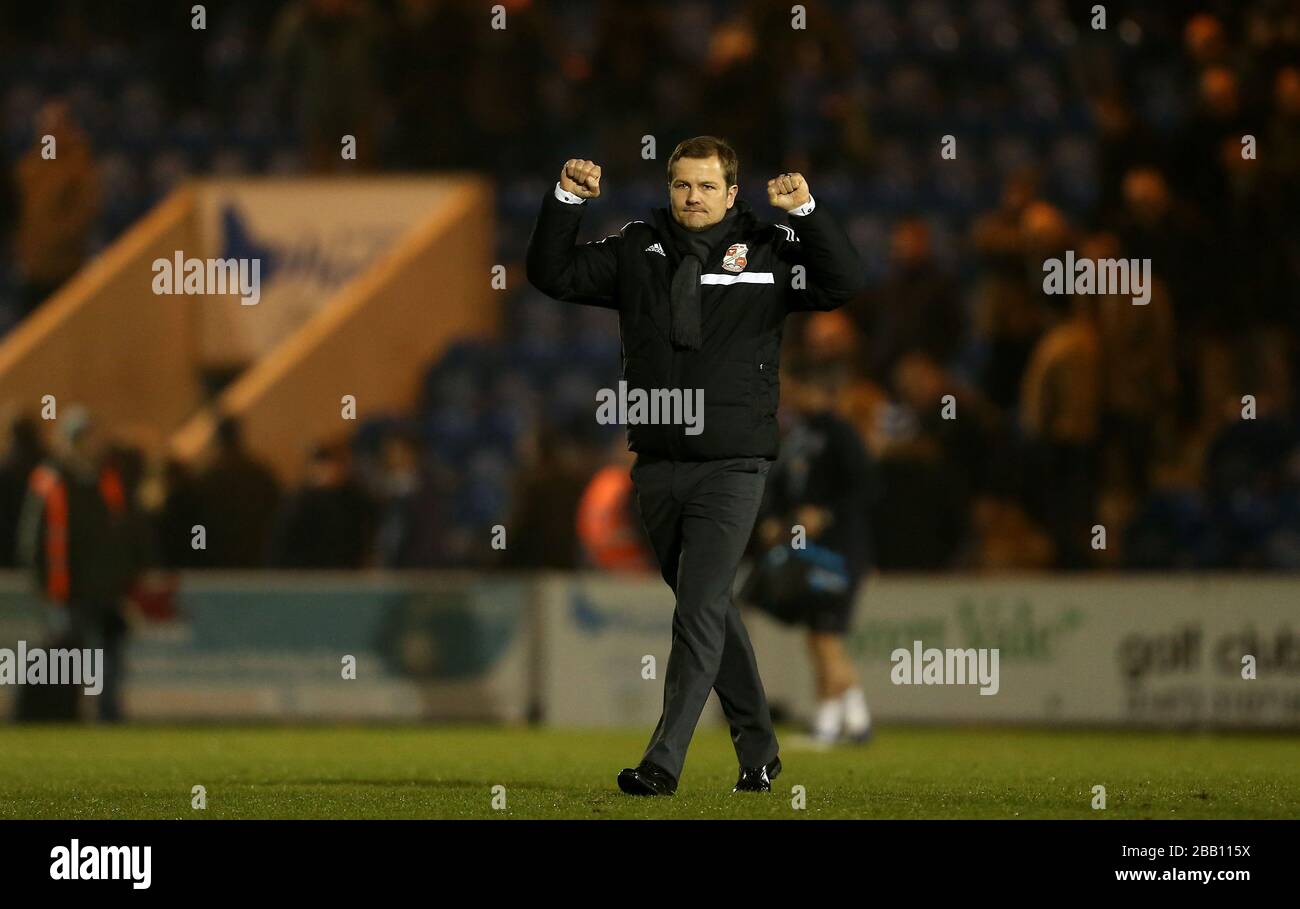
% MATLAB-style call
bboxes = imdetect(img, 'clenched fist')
[767,172,811,211]
[560,159,602,199]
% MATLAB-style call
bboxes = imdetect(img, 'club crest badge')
[722,243,749,273]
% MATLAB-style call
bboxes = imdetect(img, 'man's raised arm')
[525,159,621,309]
[768,172,867,312]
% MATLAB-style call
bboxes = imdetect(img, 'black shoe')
[733,755,781,792]
[617,761,678,796]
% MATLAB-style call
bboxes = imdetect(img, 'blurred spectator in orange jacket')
[14,100,100,320]
[576,438,654,573]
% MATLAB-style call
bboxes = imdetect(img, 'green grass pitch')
[1,725,1296,819]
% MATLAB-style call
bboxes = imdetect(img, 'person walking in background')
[745,355,879,745]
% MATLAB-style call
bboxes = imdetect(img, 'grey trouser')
[631,454,779,780]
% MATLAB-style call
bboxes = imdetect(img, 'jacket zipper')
[668,346,682,459]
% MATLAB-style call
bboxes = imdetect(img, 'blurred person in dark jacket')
[1090,93,1166,223]
[1091,232,1178,498]
[1116,167,1214,334]
[156,457,204,568]
[852,217,963,383]
[587,5,683,179]
[268,439,375,568]
[870,352,987,571]
[968,171,1048,409]
[1202,337,1297,569]
[505,420,600,571]
[461,0,554,176]
[1268,66,1300,209]
[1178,65,1251,229]
[101,440,159,587]
[747,355,879,745]
[372,427,440,568]
[385,0,477,169]
[15,405,138,721]
[269,0,385,172]
[0,412,47,567]
[193,416,281,567]
[699,17,783,180]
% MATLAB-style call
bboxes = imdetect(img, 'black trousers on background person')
[15,599,126,722]
[67,598,127,722]
[630,454,779,781]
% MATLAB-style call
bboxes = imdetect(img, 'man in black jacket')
[526,136,865,794]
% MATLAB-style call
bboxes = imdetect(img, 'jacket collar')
[651,200,759,267]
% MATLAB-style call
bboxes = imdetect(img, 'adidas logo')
[645,242,666,256]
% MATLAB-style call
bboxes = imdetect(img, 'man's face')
[669,155,738,230]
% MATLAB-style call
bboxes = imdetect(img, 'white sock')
[842,687,871,734]
[812,698,843,740]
